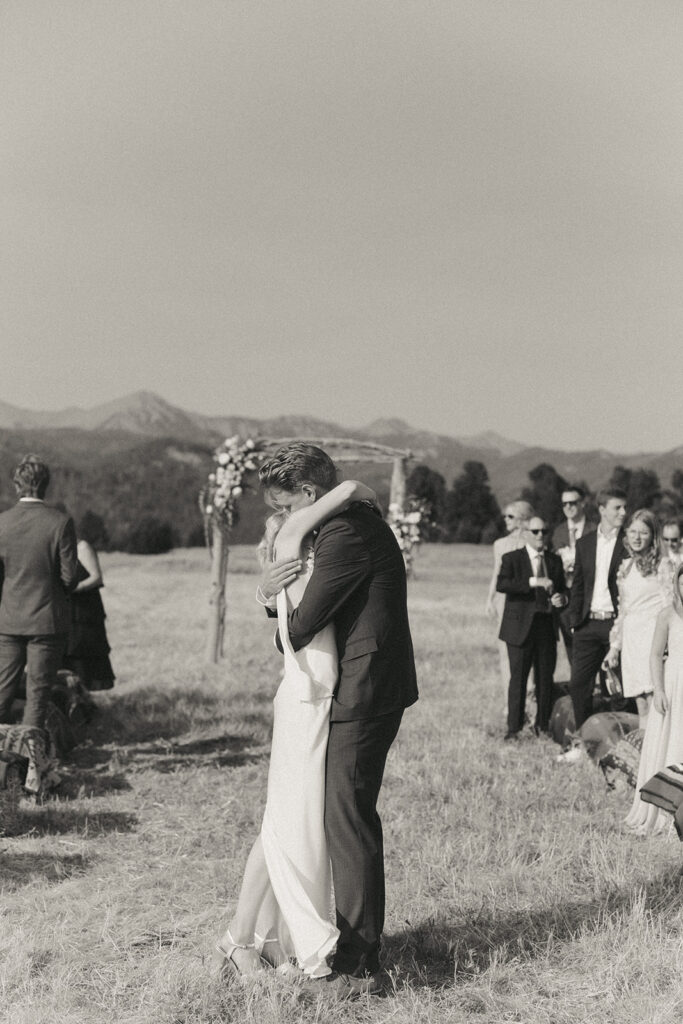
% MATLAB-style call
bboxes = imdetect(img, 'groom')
[257,442,418,997]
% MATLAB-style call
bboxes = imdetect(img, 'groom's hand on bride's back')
[259,557,303,601]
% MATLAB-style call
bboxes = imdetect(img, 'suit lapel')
[608,528,626,580]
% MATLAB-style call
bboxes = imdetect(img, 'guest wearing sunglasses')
[497,516,567,739]
[551,486,596,665]
[485,500,534,712]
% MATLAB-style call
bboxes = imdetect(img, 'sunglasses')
[562,501,579,508]
[503,514,517,520]
[529,528,549,535]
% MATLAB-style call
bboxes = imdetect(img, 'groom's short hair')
[259,443,338,493]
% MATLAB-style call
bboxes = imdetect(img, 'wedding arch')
[199,436,413,663]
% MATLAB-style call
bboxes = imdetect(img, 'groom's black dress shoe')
[302,970,384,1000]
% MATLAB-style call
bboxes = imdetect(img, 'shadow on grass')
[86,685,272,747]
[123,732,269,773]
[384,867,683,989]
[16,806,137,838]
[56,769,133,798]
[0,850,91,892]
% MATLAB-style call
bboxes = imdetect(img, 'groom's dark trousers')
[274,502,418,977]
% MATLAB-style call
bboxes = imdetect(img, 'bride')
[214,477,377,980]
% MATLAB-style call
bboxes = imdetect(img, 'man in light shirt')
[551,485,596,665]
[565,487,628,738]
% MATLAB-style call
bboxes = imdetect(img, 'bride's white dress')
[255,552,339,976]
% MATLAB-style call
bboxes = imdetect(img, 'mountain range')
[0,391,680,545]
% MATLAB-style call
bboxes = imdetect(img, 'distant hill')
[0,392,680,546]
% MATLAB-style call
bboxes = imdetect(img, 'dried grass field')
[1,544,683,1024]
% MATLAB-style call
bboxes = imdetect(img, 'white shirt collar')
[19,497,44,503]
[526,543,545,562]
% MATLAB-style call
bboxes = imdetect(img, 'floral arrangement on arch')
[199,435,264,537]
[387,497,432,576]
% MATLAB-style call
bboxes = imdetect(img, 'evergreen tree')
[444,461,500,543]
[405,464,447,540]
[521,463,568,528]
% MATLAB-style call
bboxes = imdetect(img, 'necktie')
[568,524,576,548]
[536,553,549,610]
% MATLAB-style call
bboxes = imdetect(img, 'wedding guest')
[625,562,683,835]
[0,455,79,728]
[62,521,115,692]
[497,516,567,739]
[557,487,628,763]
[661,520,682,585]
[552,486,596,665]
[605,510,671,728]
[485,500,534,710]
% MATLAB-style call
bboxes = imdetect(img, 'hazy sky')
[1,1,681,452]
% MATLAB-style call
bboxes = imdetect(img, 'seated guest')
[552,485,596,666]
[0,455,79,729]
[62,521,115,692]
[497,515,567,739]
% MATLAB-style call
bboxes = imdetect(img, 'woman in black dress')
[63,535,115,691]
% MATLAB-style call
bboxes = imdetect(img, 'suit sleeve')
[59,516,80,592]
[285,518,371,651]
[496,553,532,595]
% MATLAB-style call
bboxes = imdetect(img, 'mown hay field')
[1,544,682,1024]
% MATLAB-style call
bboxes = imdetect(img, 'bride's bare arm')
[274,480,377,560]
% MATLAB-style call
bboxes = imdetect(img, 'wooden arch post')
[206,522,229,663]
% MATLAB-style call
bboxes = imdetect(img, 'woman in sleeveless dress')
[214,479,377,979]
[625,562,683,835]
[485,501,534,711]
[605,510,672,731]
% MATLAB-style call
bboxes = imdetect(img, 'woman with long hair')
[605,509,671,730]
[625,562,683,834]
[485,500,534,710]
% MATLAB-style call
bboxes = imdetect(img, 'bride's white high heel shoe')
[214,929,267,980]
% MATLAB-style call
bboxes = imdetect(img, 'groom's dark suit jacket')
[568,528,628,629]
[271,503,418,722]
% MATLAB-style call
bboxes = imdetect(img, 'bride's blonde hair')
[256,511,288,568]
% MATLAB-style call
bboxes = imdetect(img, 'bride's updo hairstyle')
[258,442,338,494]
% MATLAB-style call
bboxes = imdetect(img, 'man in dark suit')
[564,486,628,745]
[0,454,79,728]
[497,515,567,739]
[257,443,417,997]
[551,485,596,666]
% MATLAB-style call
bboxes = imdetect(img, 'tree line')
[406,461,683,545]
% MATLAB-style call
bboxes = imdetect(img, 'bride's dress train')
[254,579,339,976]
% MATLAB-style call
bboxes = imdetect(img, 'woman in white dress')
[485,500,534,708]
[625,562,683,834]
[605,510,672,730]
[214,478,376,979]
